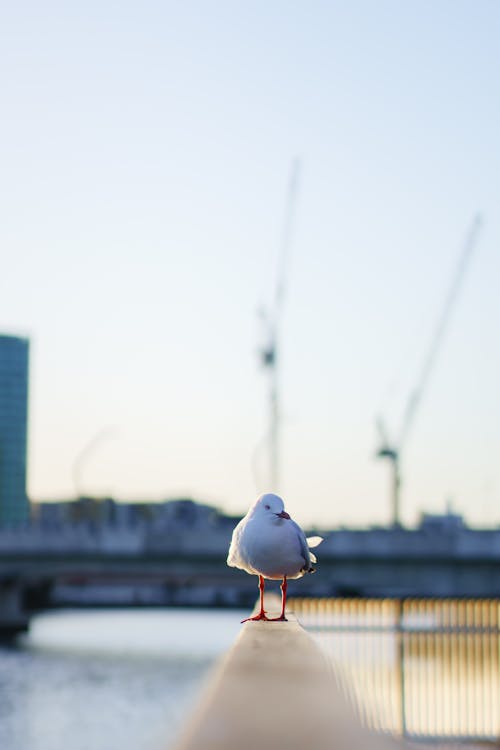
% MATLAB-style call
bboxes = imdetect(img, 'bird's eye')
[265,504,270,510]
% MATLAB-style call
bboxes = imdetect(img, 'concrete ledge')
[172,598,402,750]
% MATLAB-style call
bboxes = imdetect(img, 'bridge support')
[0,579,29,639]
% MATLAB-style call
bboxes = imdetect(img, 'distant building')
[0,335,30,525]
[419,511,467,532]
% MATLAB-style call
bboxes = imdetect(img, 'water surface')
[0,608,246,750]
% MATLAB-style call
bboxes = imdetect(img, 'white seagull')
[227,493,322,622]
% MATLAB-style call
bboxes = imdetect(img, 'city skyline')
[2,2,500,527]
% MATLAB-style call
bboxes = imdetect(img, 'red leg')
[270,576,288,621]
[241,575,269,622]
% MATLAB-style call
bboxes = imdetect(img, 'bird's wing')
[290,520,314,570]
[226,520,245,567]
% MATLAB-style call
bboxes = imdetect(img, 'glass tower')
[0,334,30,525]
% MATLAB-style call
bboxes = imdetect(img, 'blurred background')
[1,2,500,749]
[2,0,499,528]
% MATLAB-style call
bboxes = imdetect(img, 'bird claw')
[241,612,269,623]
[241,613,288,623]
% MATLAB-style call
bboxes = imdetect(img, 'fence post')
[396,599,407,737]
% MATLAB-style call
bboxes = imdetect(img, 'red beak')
[276,510,290,519]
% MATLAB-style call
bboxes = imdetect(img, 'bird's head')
[253,493,291,523]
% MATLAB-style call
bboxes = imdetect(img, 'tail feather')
[307,535,323,548]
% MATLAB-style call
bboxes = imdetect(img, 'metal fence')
[289,598,500,743]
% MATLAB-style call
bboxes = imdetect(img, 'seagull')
[227,493,322,622]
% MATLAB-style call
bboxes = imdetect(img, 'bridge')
[2,526,500,636]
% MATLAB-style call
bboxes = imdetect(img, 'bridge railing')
[290,597,500,743]
[172,596,400,750]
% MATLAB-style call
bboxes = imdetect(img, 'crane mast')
[259,159,301,492]
[376,215,482,526]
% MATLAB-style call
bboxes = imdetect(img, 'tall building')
[0,334,30,525]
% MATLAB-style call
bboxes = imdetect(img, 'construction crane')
[256,159,301,493]
[376,214,483,526]
[72,426,118,498]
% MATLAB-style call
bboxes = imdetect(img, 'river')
[0,608,246,750]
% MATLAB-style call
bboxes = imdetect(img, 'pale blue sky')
[1,1,499,527]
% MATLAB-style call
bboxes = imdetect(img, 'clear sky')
[1,1,499,528]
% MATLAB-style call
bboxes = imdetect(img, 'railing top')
[172,598,402,750]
